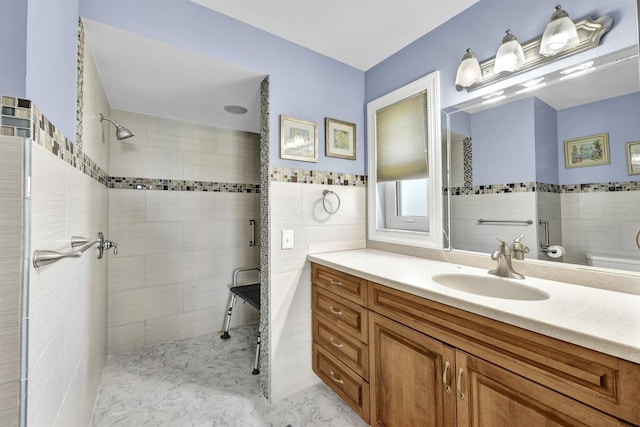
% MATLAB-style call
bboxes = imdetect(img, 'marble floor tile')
[91,323,367,427]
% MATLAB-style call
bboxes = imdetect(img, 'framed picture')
[280,115,318,162]
[564,133,610,168]
[325,118,356,160]
[627,141,640,175]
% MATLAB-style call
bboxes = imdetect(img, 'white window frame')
[384,180,429,232]
[367,71,443,249]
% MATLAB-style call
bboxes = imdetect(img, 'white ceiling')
[190,0,479,71]
[84,2,479,132]
[83,19,266,133]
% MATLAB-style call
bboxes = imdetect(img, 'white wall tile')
[108,255,145,292]
[110,110,149,147]
[109,143,184,179]
[144,308,219,346]
[270,181,302,227]
[183,151,245,182]
[108,221,183,256]
[146,114,217,153]
[108,284,183,327]
[81,38,111,169]
[107,322,145,354]
[109,189,146,224]
[183,220,251,251]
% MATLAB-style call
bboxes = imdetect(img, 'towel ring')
[636,227,640,250]
[322,190,341,215]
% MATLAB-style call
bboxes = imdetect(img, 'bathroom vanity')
[309,249,640,426]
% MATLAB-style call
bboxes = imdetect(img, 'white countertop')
[308,249,640,364]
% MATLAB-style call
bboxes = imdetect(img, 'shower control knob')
[102,239,118,255]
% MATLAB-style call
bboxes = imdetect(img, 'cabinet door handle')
[329,337,344,348]
[329,278,344,286]
[329,306,343,315]
[456,367,465,400]
[329,370,344,384]
[442,361,452,394]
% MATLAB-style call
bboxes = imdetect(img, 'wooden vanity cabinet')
[312,264,370,422]
[311,264,640,426]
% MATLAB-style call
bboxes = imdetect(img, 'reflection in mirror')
[444,46,640,272]
[367,71,443,249]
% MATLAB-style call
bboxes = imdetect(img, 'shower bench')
[221,267,261,375]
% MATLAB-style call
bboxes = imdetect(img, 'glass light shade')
[494,30,525,73]
[455,49,482,89]
[540,5,579,57]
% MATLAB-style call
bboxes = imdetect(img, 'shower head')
[100,113,134,140]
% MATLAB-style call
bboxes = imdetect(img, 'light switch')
[282,230,294,249]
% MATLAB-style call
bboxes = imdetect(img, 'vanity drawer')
[313,286,368,343]
[313,343,370,423]
[313,313,369,380]
[312,264,367,306]
[368,281,640,425]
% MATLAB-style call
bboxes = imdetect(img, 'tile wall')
[0,136,23,426]
[28,142,108,426]
[268,179,366,401]
[106,110,261,353]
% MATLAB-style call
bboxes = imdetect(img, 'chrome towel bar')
[478,218,533,225]
[32,232,118,268]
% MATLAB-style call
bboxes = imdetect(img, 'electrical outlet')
[282,230,294,249]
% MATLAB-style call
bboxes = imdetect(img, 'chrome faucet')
[511,234,530,260]
[489,237,524,279]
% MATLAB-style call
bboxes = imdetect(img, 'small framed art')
[325,117,356,160]
[626,141,640,175]
[280,115,318,162]
[564,133,610,168]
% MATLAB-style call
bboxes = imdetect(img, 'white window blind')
[375,90,429,182]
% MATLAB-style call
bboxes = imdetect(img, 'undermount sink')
[432,273,550,301]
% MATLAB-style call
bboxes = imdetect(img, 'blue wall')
[79,0,366,175]
[470,98,536,185]
[366,0,638,110]
[558,92,640,184]
[26,0,79,141]
[534,99,559,184]
[0,0,28,98]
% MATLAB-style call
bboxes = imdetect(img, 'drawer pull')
[456,367,465,400]
[443,361,452,394]
[329,278,344,286]
[329,306,343,316]
[329,370,344,384]
[329,337,344,348]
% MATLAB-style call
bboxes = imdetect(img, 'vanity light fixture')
[539,5,579,57]
[455,49,482,90]
[455,9,612,92]
[494,30,525,73]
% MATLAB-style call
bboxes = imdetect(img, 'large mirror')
[444,45,640,272]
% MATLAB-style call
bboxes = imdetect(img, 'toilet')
[586,253,640,272]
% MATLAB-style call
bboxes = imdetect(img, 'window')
[367,71,443,248]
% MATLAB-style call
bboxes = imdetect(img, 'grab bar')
[478,218,533,225]
[33,232,117,268]
[249,220,256,247]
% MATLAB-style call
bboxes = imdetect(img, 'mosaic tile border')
[2,95,110,186]
[258,77,270,399]
[562,181,640,193]
[270,166,367,187]
[76,18,85,152]
[462,137,472,189]
[448,180,639,195]
[108,177,260,192]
